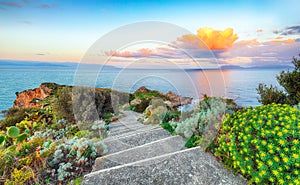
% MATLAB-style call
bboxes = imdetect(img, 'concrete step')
[84,147,247,185]
[105,126,163,142]
[107,121,152,134]
[106,124,161,138]
[104,127,170,154]
[94,135,185,171]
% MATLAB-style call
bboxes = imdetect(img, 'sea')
[0,62,288,120]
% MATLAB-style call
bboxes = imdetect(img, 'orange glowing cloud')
[271,38,295,44]
[178,27,238,50]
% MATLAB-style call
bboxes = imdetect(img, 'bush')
[215,104,300,184]
[52,86,75,123]
[0,108,36,129]
[161,122,177,135]
[257,84,286,105]
[258,54,300,105]
[49,137,107,182]
[174,96,238,149]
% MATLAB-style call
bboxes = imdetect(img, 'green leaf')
[0,135,5,144]
[7,126,20,138]
[17,133,28,143]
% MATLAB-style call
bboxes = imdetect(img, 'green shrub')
[162,110,179,123]
[258,54,300,105]
[174,96,238,149]
[185,135,202,148]
[161,122,177,135]
[0,108,36,129]
[257,84,286,105]
[52,86,75,123]
[215,104,300,184]
[49,137,107,182]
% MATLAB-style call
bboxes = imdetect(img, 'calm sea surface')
[0,65,284,119]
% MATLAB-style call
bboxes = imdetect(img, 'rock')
[134,86,149,94]
[130,99,142,105]
[164,91,192,107]
[13,83,55,108]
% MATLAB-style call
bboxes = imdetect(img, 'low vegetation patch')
[214,104,300,184]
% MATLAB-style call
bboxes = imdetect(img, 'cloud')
[104,27,300,68]
[274,25,300,35]
[272,38,295,44]
[0,1,22,7]
[217,38,300,66]
[177,27,238,50]
[36,53,45,56]
[17,20,32,25]
[38,3,56,9]
[106,47,187,59]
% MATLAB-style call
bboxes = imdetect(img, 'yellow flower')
[278,179,284,184]
[279,139,285,145]
[272,170,279,176]
[261,140,267,145]
[259,170,266,177]
[283,157,289,163]
[292,139,299,145]
[267,160,273,166]
[293,153,299,159]
[278,132,283,137]
[274,156,280,162]
[260,152,266,158]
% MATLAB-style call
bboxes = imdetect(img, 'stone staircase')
[83,111,247,185]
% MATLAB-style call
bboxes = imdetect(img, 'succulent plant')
[7,126,20,138]
[0,135,5,145]
[17,133,28,143]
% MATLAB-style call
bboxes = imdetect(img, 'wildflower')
[292,139,299,145]
[272,170,279,176]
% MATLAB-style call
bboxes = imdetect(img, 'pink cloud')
[0,1,22,8]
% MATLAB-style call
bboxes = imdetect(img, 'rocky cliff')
[13,83,55,108]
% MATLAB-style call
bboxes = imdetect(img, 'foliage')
[141,98,178,125]
[0,108,36,130]
[257,54,300,105]
[214,104,300,184]
[174,96,238,149]
[6,126,20,138]
[49,137,107,182]
[185,135,202,148]
[52,86,75,123]
[5,167,34,185]
[162,111,179,123]
[161,122,177,135]
[0,103,107,184]
[133,89,168,101]
[257,84,286,105]
[294,103,300,110]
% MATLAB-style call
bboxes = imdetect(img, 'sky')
[0,0,300,68]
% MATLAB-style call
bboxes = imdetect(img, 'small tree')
[257,53,300,105]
